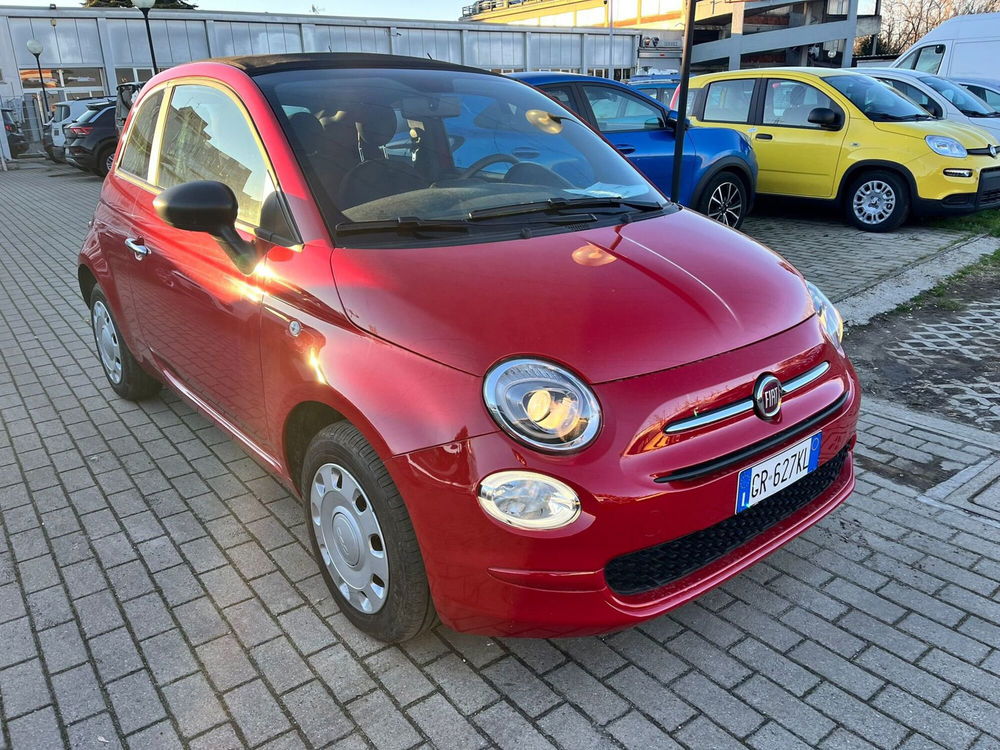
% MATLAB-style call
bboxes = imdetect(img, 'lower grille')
[605,447,849,596]
[980,167,1000,206]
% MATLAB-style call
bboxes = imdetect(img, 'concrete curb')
[838,234,998,326]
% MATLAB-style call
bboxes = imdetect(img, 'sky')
[0,1,463,21]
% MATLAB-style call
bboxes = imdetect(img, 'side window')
[901,44,946,73]
[118,90,163,180]
[970,85,1000,109]
[540,85,575,109]
[762,80,837,128]
[702,79,756,124]
[157,84,274,226]
[581,85,663,133]
[880,79,942,117]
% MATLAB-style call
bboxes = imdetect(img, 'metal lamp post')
[25,39,49,114]
[132,0,159,74]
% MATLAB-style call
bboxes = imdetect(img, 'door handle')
[615,145,637,155]
[755,133,773,141]
[125,237,151,260]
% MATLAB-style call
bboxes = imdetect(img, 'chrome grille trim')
[664,361,831,435]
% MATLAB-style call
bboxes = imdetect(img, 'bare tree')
[871,0,1000,54]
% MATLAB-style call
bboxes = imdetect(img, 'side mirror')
[153,180,260,274]
[807,107,843,129]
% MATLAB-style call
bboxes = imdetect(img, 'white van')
[893,12,1000,77]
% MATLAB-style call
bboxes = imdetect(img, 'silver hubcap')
[853,180,896,225]
[310,463,388,614]
[707,181,743,226]
[92,301,123,384]
[105,153,114,174]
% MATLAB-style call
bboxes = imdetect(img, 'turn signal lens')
[477,471,580,530]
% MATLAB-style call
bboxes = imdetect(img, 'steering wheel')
[460,153,519,179]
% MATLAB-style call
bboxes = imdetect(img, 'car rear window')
[702,79,756,123]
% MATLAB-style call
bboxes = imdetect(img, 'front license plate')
[736,433,822,513]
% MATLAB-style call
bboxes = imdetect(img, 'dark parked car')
[2,109,28,158]
[65,104,118,177]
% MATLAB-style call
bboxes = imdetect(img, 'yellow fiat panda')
[686,68,1000,231]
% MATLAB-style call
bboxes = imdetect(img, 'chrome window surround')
[664,362,830,435]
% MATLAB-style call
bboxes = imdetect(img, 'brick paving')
[1,163,999,749]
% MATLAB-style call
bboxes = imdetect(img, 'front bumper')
[390,316,860,637]
[912,163,1000,216]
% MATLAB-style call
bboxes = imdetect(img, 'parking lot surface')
[1,164,999,750]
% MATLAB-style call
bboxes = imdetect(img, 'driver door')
[127,82,275,445]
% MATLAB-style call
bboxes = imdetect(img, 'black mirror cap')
[808,107,842,129]
[153,180,239,235]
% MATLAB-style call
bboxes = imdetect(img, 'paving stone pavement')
[1,163,999,750]
[742,215,967,302]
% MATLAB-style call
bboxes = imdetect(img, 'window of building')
[119,89,164,180]
[581,84,663,132]
[115,67,155,86]
[702,79,756,123]
[156,84,273,226]
[762,80,837,127]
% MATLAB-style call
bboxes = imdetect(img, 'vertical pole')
[670,0,697,202]
[33,54,50,114]
[142,8,159,74]
[607,0,614,78]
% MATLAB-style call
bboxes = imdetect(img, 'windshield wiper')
[967,110,1000,118]
[335,213,598,238]
[869,112,935,121]
[336,217,475,237]
[467,196,663,221]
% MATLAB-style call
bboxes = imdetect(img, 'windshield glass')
[256,67,665,242]
[922,76,996,116]
[825,74,932,121]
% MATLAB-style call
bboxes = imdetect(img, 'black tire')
[696,171,749,229]
[89,287,161,401]
[844,170,909,232]
[95,145,114,178]
[302,421,436,643]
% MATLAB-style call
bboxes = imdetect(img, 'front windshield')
[825,74,933,121]
[256,67,665,243]
[922,76,997,116]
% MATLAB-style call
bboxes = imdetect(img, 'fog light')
[477,471,580,530]
[943,168,974,178]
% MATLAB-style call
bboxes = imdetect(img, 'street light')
[25,39,50,114]
[132,0,159,74]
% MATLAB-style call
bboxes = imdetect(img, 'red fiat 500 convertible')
[79,53,859,641]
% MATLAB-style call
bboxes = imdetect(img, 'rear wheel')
[95,145,114,178]
[303,421,436,643]
[89,287,161,401]
[697,171,748,229]
[844,170,909,232]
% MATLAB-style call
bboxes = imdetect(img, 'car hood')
[331,210,813,383]
[872,118,998,147]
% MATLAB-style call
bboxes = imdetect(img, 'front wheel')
[697,171,749,229]
[844,170,909,232]
[303,421,436,643]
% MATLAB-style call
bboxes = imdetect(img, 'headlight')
[807,281,844,345]
[925,135,967,158]
[483,358,601,452]
[478,471,580,529]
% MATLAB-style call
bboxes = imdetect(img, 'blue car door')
[575,83,680,199]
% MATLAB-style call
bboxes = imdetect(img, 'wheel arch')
[282,400,349,495]
[837,160,917,204]
[78,264,98,307]
[691,159,755,212]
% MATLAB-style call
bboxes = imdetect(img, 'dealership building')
[0,5,639,109]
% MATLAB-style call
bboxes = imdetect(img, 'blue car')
[629,73,682,106]
[510,72,757,228]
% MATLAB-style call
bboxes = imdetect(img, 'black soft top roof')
[209,52,495,78]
